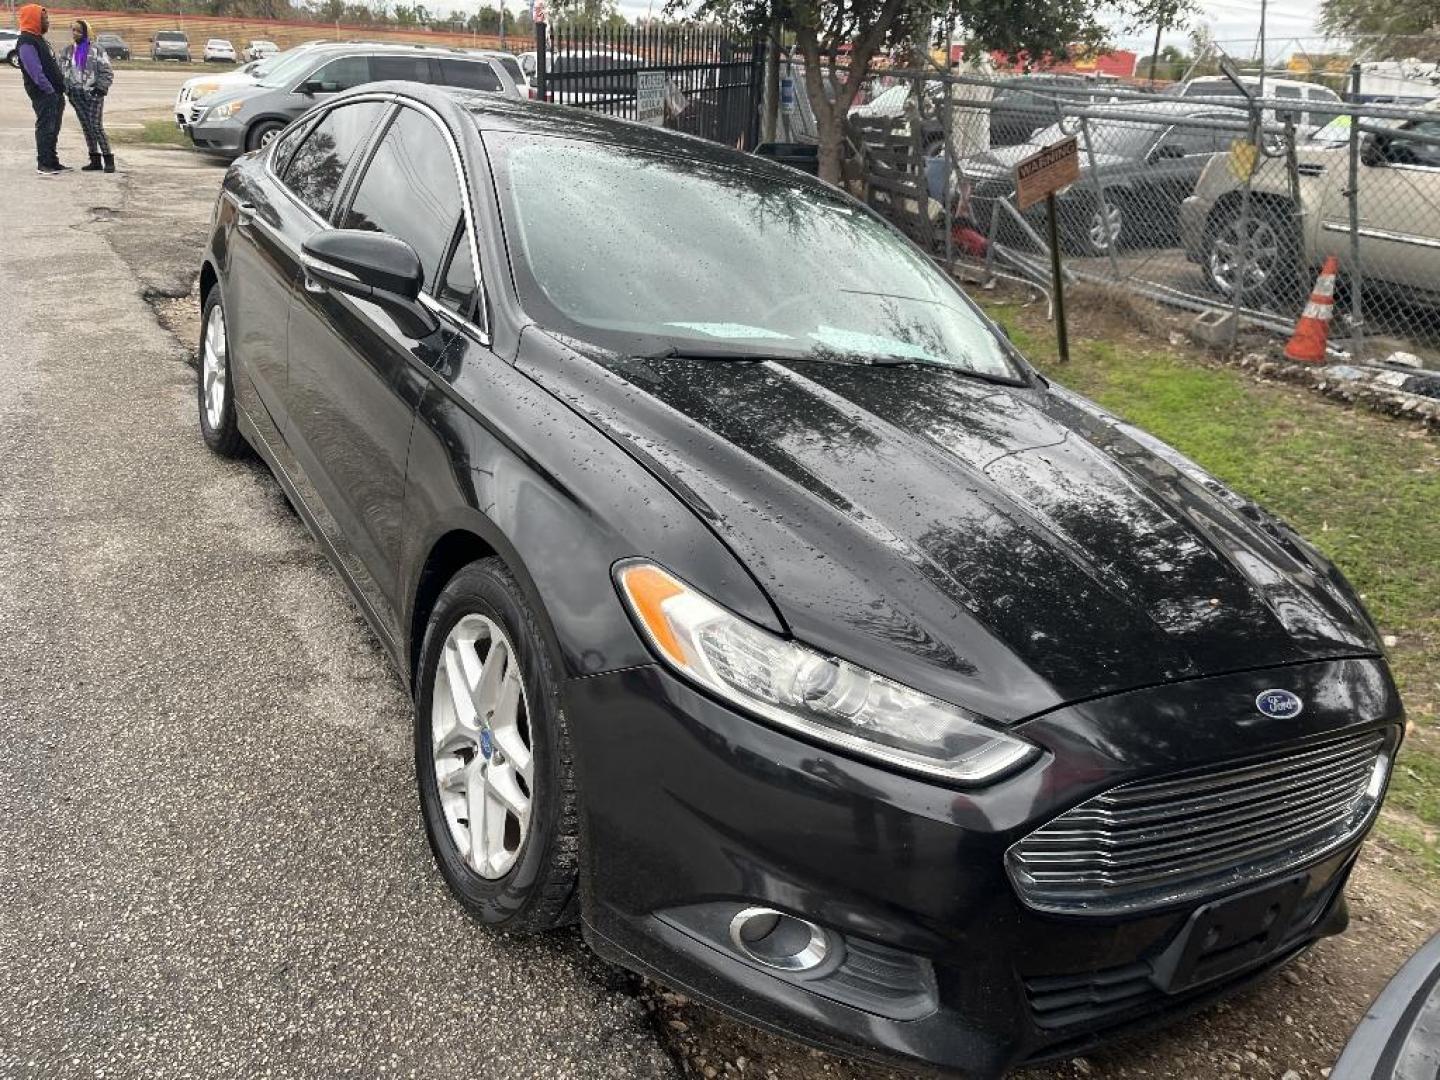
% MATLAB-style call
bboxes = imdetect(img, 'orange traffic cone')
[1284,256,1339,363]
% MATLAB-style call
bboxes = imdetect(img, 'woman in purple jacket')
[60,19,115,172]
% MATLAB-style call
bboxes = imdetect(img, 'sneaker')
[37,164,65,175]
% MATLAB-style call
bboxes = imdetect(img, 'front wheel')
[414,558,579,932]
[245,120,284,153]
[1205,204,1295,301]
[197,289,247,457]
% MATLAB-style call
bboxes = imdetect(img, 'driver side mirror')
[1360,132,1387,167]
[301,230,438,339]
[298,79,326,95]
[1149,142,1187,162]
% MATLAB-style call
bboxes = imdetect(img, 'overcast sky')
[496,0,1332,62]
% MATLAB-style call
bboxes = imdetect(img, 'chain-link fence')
[845,65,1440,364]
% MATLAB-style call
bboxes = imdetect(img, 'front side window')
[437,220,480,319]
[282,101,387,218]
[489,132,1021,379]
[342,107,464,287]
[304,56,372,94]
[1159,120,1229,157]
[1383,119,1440,168]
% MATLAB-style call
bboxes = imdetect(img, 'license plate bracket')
[1151,875,1307,994]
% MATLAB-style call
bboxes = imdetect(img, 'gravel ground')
[0,127,674,1079]
[4,100,1436,1080]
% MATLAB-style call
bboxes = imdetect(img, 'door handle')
[235,200,256,228]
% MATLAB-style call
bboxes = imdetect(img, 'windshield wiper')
[637,345,802,363]
[800,348,1025,385]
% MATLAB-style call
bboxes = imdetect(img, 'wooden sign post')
[1015,137,1080,363]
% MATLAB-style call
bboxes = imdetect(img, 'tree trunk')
[763,18,780,145]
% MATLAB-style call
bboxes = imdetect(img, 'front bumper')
[186,117,245,156]
[567,656,1401,1077]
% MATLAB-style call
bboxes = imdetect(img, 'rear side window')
[372,54,431,82]
[305,56,372,94]
[282,101,387,218]
[497,56,524,85]
[270,115,314,174]
[439,59,502,92]
[342,107,464,286]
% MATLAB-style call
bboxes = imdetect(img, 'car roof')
[300,41,502,59]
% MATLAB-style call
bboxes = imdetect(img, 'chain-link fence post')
[1346,63,1365,359]
[1076,111,1122,283]
[1228,97,1261,350]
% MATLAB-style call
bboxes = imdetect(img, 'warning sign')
[636,70,667,127]
[1015,137,1080,210]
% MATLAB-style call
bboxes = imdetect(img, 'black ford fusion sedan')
[196,82,1403,1077]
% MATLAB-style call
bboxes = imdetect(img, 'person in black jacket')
[15,4,68,174]
[15,4,68,175]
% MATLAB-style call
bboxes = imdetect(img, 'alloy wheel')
[1088,201,1123,252]
[431,614,534,880]
[259,127,280,148]
[201,303,228,431]
[1208,217,1279,297]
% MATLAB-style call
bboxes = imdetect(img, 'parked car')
[1176,75,1344,131]
[185,43,519,155]
[176,45,318,128]
[1,29,19,68]
[196,81,1401,1079]
[95,32,130,61]
[1331,930,1440,1078]
[244,39,278,62]
[151,30,191,63]
[204,39,237,63]
[1180,104,1440,301]
[954,100,1243,255]
[530,49,642,105]
[854,74,1106,156]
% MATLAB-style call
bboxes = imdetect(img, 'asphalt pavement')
[0,78,676,1080]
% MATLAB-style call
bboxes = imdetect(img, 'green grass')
[983,296,1440,878]
[112,119,192,148]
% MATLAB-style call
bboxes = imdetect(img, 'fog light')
[727,907,830,972]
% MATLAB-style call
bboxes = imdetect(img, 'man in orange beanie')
[16,4,69,174]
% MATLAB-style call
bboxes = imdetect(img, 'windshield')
[258,49,326,88]
[490,133,1021,379]
[1030,117,1160,157]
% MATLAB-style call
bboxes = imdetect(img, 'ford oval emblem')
[1256,689,1303,719]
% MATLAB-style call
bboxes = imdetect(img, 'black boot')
[102,154,115,174]
[82,153,103,171]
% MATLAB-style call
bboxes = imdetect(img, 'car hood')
[520,332,1381,721]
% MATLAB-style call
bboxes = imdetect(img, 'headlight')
[206,100,244,121]
[616,562,1038,785]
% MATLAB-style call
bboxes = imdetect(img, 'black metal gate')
[534,23,764,150]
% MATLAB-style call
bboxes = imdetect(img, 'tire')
[245,120,284,153]
[1205,202,1296,301]
[414,558,579,933]
[1063,194,1126,257]
[6,51,19,69]
[197,288,248,458]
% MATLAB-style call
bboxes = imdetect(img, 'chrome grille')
[1008,729,1391,915]
[189,103,204,124]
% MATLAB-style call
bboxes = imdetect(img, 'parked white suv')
[1180,104,1440,300]
[1176,76,1344,131]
